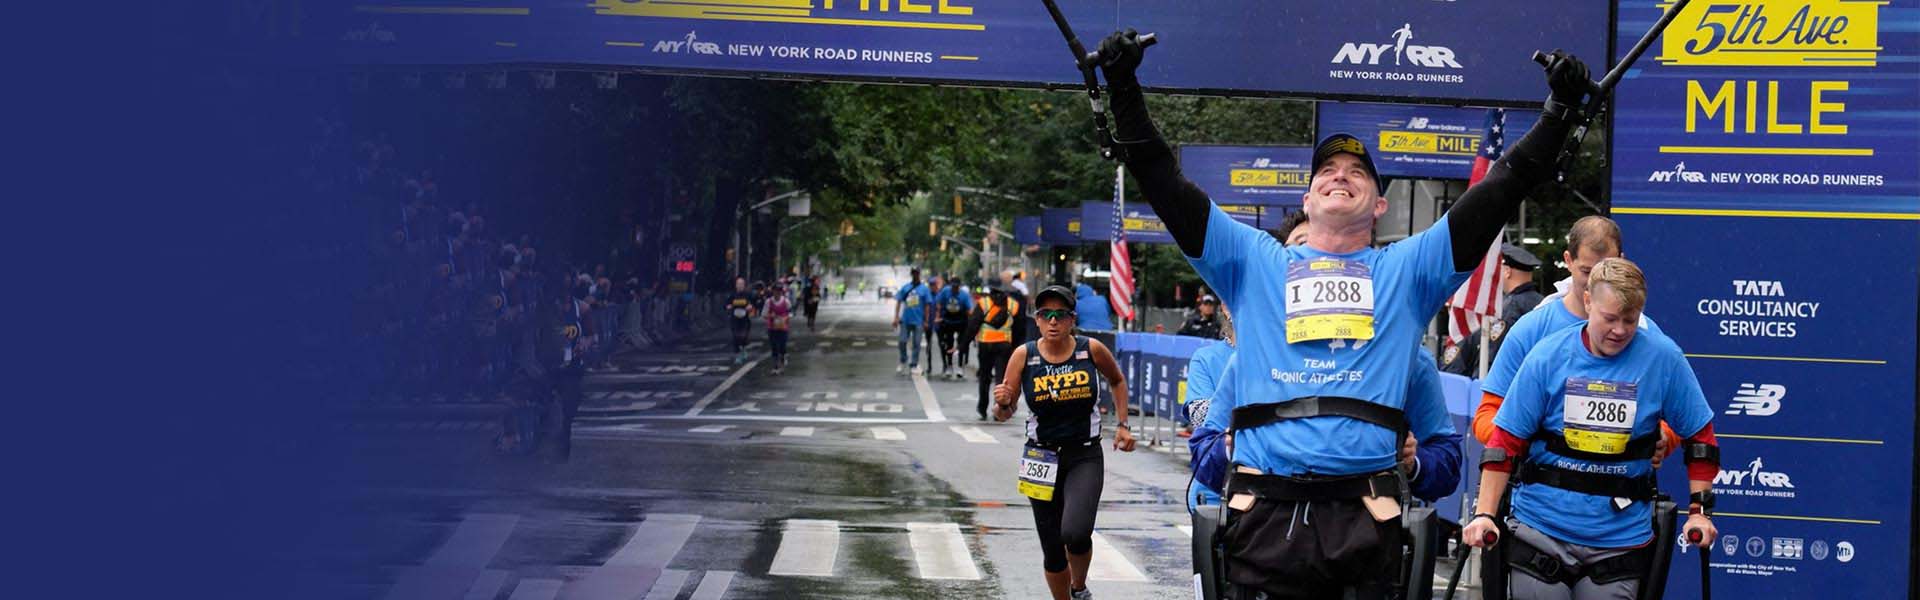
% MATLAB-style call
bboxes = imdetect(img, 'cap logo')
[1326,137,1367,157]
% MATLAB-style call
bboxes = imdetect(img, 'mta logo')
[1715,456,1795,489]
[1726,383,1784,416]
[1331,24,1462,68]
[1647,162,1707,183]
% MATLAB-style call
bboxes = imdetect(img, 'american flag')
[1446,109,1508,346]
[1109,165,1135,322]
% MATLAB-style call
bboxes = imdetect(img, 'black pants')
[730,319,751,352]
[937,323,963,369]
[976,342,1011,418]
[1223,497,1403,599]
[1029,442,1104,573]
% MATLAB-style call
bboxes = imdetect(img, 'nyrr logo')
[1715,456,1795,488]
[1331,24,1462,68]
[1658,1,1882,67]
[1647,161,1708,183]
[653,31,722,55]
[1726,383,1785,416]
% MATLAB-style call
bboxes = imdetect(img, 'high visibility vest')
[977,298,1018,343]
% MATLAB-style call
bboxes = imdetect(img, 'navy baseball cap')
[1312,133,1384,188]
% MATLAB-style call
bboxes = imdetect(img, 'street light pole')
[737,190,810,281]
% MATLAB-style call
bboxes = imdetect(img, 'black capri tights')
[1029,443,1105,573]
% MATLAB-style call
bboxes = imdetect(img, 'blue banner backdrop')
[1314,102,1541,180]
[1610,1,1920,597]
[1177,145,1314,209]
[1014,215,1044,246]
[1078,201,1261,245]
[1041,207,1082,245]
[318,0,1608,106]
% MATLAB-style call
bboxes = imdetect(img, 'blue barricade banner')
[1611,1,1919,597]
[1014,216,1043,246]
[317,1,1606,105]
[1041,207,1082,245]
[1078,201,1259,245]
[1178,145,1314,208]
[1314,102,1541,180]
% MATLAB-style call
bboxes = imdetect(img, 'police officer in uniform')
[1443,243,1544,376]
[1177,295,1225,339]
[1092,28,1591,598]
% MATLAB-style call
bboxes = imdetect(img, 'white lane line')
[816,341,835,349]
[687,571,736,600]
[462,570,509,600]
[768,519,840,577]
[907,522,981,580]
[949,425,998,444]
[689,424,734,433]
[780,426,815,437]
[871,426,907,441]
[608,514,703,567]
[913,372,948,422]
[505,578,562,600]
[425,514,519,568]
[1087,532,1150,582]
[683,360,761,417]
[641,569,691,600]
[1176,525,1194,538]
[579,401,659,414]
[851,341,868,347]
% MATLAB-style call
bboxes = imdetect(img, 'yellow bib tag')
[1017,447,1060,501]
[1562,377,1639,454]
[1284,257,1377,343]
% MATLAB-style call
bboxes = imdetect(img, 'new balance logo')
[1726,383,1784,416]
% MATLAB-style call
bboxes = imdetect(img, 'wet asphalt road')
[325,287,1205,600]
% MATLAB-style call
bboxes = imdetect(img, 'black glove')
[1095,29,1147,87]
[1541,49,1592,110]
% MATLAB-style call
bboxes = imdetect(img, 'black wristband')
[1472,512,1498,524]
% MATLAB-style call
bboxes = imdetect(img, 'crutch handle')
[1083,33,1157,68]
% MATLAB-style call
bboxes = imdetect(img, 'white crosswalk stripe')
[768,519,840,577]
[688,571,736,600]
[871,426,906,441]
[505,578,562,600]
[906,522,981,580]
[641,569,692,600]
[689,424,733,433]
[1087,532,1150,582]
[949,425,999,444]
[780,426,814,437]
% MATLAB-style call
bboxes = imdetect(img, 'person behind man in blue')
[934,278,975,380]
[1073,282,1114,332]
[1094,28,1589,596]
[1463,258,1720,599]
[893,268,934,375]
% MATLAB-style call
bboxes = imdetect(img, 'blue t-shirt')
[1189,353,1238,512]
[1493,325,1713,548]
[1192,205,1463,476]
[895,283,933,327]
[1483,297,1663,398]
[1185,340,1235,408]
[1194,351,1462,502]
[933,288,974,324]
[1406,351,1464,502]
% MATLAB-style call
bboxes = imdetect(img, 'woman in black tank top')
[989,285,1134,600]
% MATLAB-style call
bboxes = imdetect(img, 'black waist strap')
[1230,396,1408,438]
[1508,534,1652,586]
[1538,433,1661,463]
[1224,470,1404,502]
[1515,463,1657,500]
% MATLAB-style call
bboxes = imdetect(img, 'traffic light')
[929,220,938,237]
[953,194,964,215]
